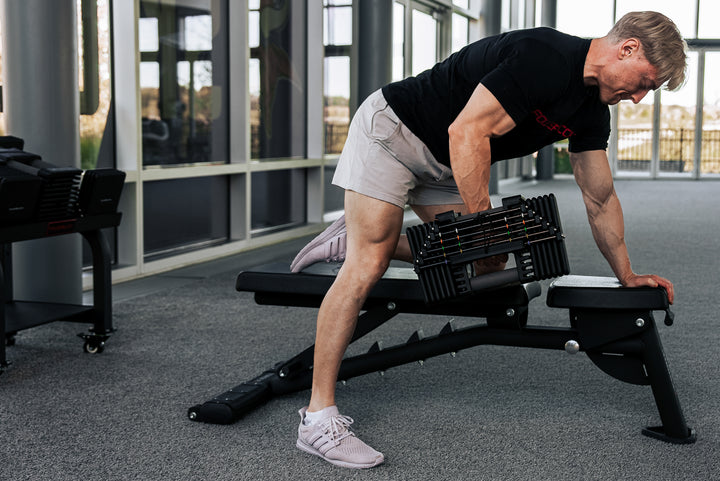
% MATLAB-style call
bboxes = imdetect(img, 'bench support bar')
[188,301,695,444]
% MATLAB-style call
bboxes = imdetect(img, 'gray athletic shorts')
[332,89,463,208]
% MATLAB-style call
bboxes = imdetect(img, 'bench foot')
[188,371,274,424]
[642,425,697,444]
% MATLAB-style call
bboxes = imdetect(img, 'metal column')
[357,0,393,103]
[483,0,502,194]
[536,0,557,181]
[1,0,82,304]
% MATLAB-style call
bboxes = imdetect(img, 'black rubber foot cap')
[642,425,697,444]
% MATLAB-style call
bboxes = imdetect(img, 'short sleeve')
[568,102,611,152]
[479,39,570,125]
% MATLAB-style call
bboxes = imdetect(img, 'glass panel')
[249,11,259,48]
[616,93,655,176]
[249,1,307,160]
[139,17,159,52]
[323,1,352,156]
[324,56,350,155]
[392,3,405,81]
[79,0,113,171]
[324,165,344,213]
[184,15,212,51]
[249,58,261,158]
[501,0,510,31]
[143,176,229,259]
[658,52,698,176]
[324,5,352,46]
[702,53,720,175]
[0,20,4,134]
[699,0,720,38]
[411,9,437,76]
[535,0,543,27]
[453,0,469,9]
[557,0,614,38]
[452,13,468,53]
[138,0,228,167]
[251,169,307,234]
[517,0,526,30]
[615,0,697,38]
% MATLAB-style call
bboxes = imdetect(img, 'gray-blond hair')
[608,11,687,91]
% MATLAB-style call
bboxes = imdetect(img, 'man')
[291,11,686,469]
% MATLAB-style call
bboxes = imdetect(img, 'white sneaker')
[296,406,384,469]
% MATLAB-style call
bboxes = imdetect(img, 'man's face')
[597,41,659,105]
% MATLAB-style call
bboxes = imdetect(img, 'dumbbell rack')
[0,213,121,373]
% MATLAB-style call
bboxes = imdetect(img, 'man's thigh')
[344,190,405,266]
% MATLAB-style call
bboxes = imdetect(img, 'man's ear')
[618,38,640,59]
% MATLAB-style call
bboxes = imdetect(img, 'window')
[557,0,614,38]
[698,0,720,38]
[702,52,720,175]
[138,0,228,167]
[143,177,229,259]
[616,92,656,175]
[658,52,699,176]
[248,0,307,160]
[393,2,406,81]
[394,1,475,80]
[452,13,469,53]
[78,0,113,171]
[323,0,352,155]
[411,9,437,75]
[615,0,697,38]
[251,169,307,235]
[139,0,230,259]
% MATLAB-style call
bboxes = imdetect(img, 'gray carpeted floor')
[1,178,718,481]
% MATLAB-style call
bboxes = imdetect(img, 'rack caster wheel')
[78,332,110,354]
[83,340,105,354]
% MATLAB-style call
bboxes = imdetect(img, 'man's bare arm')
[570,149,674,303]
[447,83,516,214]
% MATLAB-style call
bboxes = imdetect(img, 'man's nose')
[631,89,650,104]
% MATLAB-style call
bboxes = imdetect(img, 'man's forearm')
[586,191,635,283]
[448,137,493,214]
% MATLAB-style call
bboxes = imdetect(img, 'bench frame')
[188,263,695,444]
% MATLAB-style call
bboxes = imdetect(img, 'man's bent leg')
[297,191,402,469]
[308,190,404,411]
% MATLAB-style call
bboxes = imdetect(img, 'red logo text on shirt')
[533,109,574,138]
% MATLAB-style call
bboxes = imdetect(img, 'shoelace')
[318,414,355,445]
[325,235,346,263]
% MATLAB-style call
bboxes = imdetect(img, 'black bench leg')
[0,244,8,373]
[188,302,401,424]
[640,324,696,443]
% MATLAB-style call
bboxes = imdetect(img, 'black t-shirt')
[381,27,610,166]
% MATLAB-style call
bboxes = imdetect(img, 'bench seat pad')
[236,262,541,316]
[546,275,669,310]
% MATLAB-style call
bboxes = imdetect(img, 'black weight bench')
[188,262,695,444]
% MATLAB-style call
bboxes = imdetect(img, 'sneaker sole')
[290,215,346,272]
[296,439,384,469]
